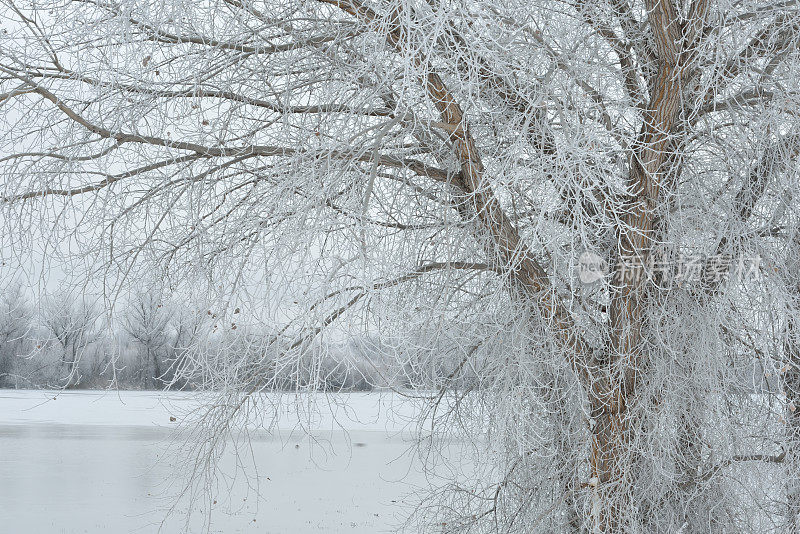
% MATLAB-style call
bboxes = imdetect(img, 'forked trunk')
[585,0,709,527]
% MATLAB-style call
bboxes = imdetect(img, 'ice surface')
[0,389,428,533]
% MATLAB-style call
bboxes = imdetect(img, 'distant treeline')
[0,284,483,391]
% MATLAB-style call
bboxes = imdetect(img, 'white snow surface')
[0,388,420,431]
[0,389,430,533]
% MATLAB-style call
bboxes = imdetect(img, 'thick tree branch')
[318,0,592,378]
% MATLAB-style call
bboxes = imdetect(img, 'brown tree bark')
[589,0,710,529]
[324,0,708,530]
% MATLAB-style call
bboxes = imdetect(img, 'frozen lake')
[0,390,429,533]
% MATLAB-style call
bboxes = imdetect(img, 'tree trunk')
[587,1,710,528]
[785,315,800,534]
[150,347,161,389]
[589,373,634,531]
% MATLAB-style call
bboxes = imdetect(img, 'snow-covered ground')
[0,389,429,533]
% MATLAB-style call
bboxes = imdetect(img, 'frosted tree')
[41,294,98,385]
[124,287,172,388]
[163,304,208,388]
[0,282,32,386]
[1,0,799,531]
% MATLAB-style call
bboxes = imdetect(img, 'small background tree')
[0,282,33,387]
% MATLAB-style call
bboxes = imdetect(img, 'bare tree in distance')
[41,294,97,386]
[163,304,209,389]
[124,287,171,388]
[1,0,799,531]
[0,282,33,387]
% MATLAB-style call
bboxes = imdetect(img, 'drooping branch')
[318,0,592,378]
[12,69,396,117]
[0,70,455,202]
[699,134,800,293]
